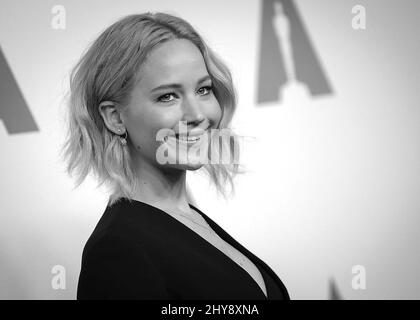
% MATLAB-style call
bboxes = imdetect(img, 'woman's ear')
[98,101,126,134]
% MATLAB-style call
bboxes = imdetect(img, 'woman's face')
[121,38,222,171]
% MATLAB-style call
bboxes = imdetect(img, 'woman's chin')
[158,149,208,171]
[168,161,205,171]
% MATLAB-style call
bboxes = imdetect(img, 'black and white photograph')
[0,0,419,306]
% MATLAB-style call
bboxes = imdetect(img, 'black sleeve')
[77,234,170,300]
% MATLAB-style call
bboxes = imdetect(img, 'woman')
[62,11,289,300]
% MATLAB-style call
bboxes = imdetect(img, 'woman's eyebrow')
[150,75,211,92]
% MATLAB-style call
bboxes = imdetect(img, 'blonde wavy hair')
[60,11,243,206]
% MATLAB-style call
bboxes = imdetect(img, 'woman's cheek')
[211,100,223,124]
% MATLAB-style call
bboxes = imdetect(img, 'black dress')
[77,197,290,300]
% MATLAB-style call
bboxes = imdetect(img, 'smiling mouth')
[161,125,211,144]
[163,132,206,144]
[174,134,201,142]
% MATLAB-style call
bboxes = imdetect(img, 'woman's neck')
[130,158,191,212]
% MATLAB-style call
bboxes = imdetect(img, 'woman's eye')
[198,86,213,95]
[158,86,212,103]
[158,93,176,103]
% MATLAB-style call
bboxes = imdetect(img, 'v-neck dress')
[77,197,290,300]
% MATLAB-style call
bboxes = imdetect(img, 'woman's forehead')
[138,39,208,88]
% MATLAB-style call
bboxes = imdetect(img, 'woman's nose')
[181,97,205,125]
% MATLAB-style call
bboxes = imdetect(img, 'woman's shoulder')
[77,220,170,300]
[82,198,170,257]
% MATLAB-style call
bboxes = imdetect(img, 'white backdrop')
[0,0,419,299]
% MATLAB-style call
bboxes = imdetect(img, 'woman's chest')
[204,231,268,297]
[176,220,268,298]
[143,212,271,299]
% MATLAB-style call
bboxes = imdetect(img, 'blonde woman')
[62,12,289,300]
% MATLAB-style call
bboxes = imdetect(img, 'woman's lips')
[166,134,201,144]
[164,130,208,145]
[174,134,200,142]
